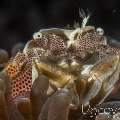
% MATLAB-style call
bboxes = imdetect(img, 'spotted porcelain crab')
[4,17,120,120]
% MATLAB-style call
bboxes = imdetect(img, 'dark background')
[0,0,120,52]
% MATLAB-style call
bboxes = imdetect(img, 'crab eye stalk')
[96,27,104,36]
[33,32,42,39]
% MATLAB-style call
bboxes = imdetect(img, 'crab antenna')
[79,8,91,28]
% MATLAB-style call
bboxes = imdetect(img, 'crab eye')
[96,27,104,36]
[33,32,42,39]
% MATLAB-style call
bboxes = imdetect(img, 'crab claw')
[77,53,120,107]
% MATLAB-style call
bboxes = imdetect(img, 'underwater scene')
[0,0,120,120]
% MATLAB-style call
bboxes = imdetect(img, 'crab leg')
[76,53,120,107]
